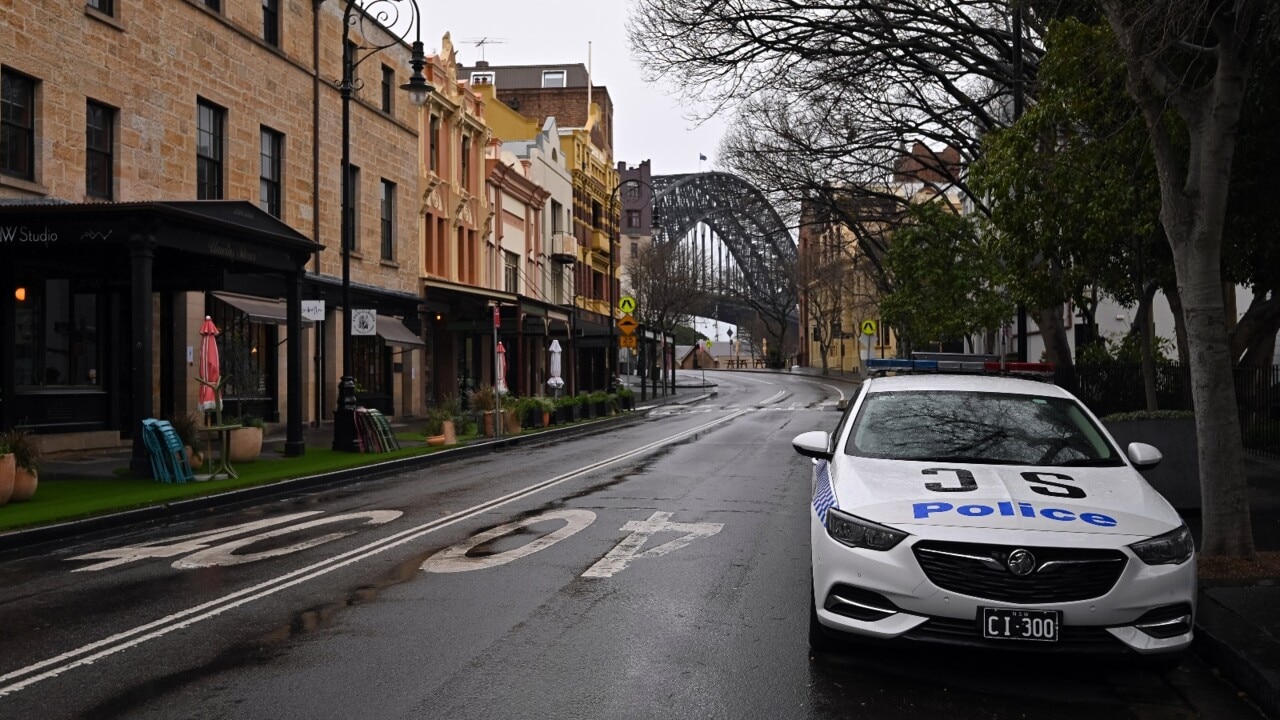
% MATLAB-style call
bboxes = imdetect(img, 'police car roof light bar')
[865,357,1054,379]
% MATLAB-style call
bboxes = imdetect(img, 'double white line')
[0,409,750,697]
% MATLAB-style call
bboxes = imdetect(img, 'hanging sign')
[352,309,377,336]
[302,300,326,322]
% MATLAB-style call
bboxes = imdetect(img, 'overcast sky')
[420,0,729,177]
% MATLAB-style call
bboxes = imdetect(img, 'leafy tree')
[1099,0,1274,557]
[880,204,1013,354]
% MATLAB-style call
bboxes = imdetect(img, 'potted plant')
[617,385,635,411]
[539,396,555,427]
[2,427,41,502]
[589,390,609,418]
[424,404,457,446]
[0,439,13,507]
[554,394,576,424]
[501,392,521,434]
[228,414,264,462]
[468,384,498,436]
[168,412,203,470]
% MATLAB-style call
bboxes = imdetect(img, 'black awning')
[376,315,426,348]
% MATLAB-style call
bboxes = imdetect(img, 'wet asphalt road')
[0,372,1264,719]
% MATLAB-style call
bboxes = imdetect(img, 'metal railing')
[1074,363,1280,458]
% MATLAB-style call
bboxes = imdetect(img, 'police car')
[793,358,1195,663]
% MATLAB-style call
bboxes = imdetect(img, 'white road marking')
[421,509,596,573]
[174,511,403,569]
[67,512,326,572]
[581,511,724,578]
[0,409,750,698]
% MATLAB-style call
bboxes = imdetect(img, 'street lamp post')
[332,0,431,452]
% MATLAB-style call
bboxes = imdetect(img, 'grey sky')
[420,0,728,176]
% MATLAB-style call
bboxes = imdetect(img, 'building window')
[203,0,221,11]
[503,250,518,293]
[380,179,395,261]
[14,279,102,389]
[591,200,602,230]
[262,0,279,46]
[380,65,394,113]
[196,99,224,199]
[344,164,360,251]
[259,127,283,217]
[85,101,114,199]
[631,242,638,258]
[429,115,440,174]
[626,209,640,229]
[351,335,389,398]
[87,0,114,15]
[552,266,565,304]
[542,70,565,88]
[461,135,471,190]
[470,72,494,85]
[1,69,36,181]
[550,199,563,233]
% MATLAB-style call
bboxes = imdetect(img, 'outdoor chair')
[141,418,194,483]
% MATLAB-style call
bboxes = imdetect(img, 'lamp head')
[402,40,432,107]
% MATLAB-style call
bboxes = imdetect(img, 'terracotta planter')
[503,409,521,434]
[0,453,14,506]
[228,426,264,462]
[426,420,457,447]
[483,411,496,437]
[10,466,37,502]
[185,445,205,470]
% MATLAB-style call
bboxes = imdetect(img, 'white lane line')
[796,379,848,403]
[0,408,751,697]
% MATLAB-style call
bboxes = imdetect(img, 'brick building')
[0,0,425,467]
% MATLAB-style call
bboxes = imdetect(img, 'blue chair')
[140,419,172,482]
[154,420,195,483]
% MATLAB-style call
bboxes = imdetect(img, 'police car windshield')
[845,390,1122,466]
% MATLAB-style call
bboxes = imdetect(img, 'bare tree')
[627,240,707,337]
[1097,0,1271,557]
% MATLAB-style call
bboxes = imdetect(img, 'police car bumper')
[811,520,1196,654]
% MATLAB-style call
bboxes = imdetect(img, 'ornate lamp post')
[333,0,432,451]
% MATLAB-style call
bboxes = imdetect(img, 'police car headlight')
[825,509,908,551]
[1129,524,1194,566]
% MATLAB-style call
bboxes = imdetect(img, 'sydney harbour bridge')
[647,171,799,356]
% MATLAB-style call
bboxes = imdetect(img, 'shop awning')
[212,291,310,325]
[376,315,426,348]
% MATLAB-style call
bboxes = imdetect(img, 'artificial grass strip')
[0,445,438,533]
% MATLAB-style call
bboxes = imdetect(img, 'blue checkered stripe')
[812,460,837,523]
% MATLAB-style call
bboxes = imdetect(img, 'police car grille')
[905,616,1119,649]
[912,541,1127,603]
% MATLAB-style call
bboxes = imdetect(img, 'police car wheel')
[808,585,841,654]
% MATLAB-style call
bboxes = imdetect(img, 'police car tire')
[808,585,841,654]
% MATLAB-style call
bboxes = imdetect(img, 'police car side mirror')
[836,399,848,411]
[792,431,833,461]
[1127,442,1162,471]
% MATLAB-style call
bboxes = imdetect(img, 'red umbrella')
[496,341,508,395]
[198,316,222,414]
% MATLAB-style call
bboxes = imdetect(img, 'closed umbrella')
[198,316,222,420]
[496,341,508,395]
[547,339,564,391]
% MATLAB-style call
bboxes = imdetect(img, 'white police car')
[793,359,1196,663]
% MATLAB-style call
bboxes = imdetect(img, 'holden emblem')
[1006,549,1036,576]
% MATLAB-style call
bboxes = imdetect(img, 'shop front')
[0,200,319,473]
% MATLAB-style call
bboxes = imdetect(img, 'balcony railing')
[549,232,577,263]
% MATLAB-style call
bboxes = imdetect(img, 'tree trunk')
[1036,306,1076,394]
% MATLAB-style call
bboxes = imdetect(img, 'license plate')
[981,607,1060,642]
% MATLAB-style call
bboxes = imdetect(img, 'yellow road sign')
[618,295,637,314]
[861,320,878,336]
[619,334,638,349]
[617,314,639,335]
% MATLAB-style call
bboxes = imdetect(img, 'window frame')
[85,100,115,199]
[262,0,280,47]
[428,115,440,174]
[196,99,225,200]
[87,0,115,16]
[503,250,519,293]
[1,68,37,181]
[259,126,283,218]
[460,135,471,190]
[344,164,361,251]
[203,0,221,11]
[541,70,566,88]
[380,178,395,261]
[380,64,394,113]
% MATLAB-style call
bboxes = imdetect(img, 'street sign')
[705,340,712,351]
[617,314,638,335]
[301,300,325,322]
[352,309,376,336]
[861,319,877,336]
[493,305,501,328]
[619,334,637,349]
[618,295,637,314]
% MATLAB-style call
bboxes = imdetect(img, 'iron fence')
[1074,363,1280,459]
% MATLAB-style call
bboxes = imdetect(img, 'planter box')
[1104,417,1199,510]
